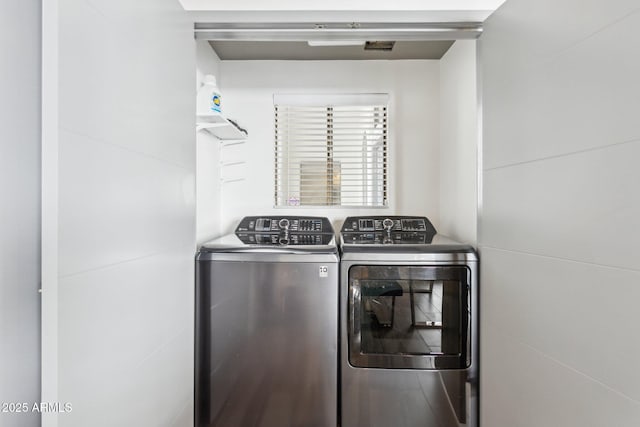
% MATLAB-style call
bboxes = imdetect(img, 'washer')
[339,216,478,427]
[195,216,339,427]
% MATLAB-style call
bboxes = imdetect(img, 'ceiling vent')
[364,41,396,51]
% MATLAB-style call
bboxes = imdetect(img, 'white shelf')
[196,113,248,140]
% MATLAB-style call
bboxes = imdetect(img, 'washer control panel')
[238,216,326,233]
[235,216,334,246]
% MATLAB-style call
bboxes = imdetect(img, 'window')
[274,94,388,207]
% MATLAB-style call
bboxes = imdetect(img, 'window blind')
[274,97,388,207]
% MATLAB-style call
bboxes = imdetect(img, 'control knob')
[382,218,394,231]
[278,218,290,230]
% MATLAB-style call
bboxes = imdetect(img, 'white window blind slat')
[274,97,388,207]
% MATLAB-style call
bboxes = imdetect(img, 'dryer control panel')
[341,216,437,245]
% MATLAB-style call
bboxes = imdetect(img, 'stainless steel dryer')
[339,216,478,427]
[195,216,339,427]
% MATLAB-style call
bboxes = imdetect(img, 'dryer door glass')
[348,265,470,369]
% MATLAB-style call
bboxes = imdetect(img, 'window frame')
[273,94,389,208]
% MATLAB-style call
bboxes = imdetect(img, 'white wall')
[196,41,223,244]
[43,1,196,426]
[480,0,640,425]
[218,59,441,234]
[439,40,478,244]
[0,2,41,427]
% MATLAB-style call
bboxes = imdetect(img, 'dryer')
[339,216,478,427]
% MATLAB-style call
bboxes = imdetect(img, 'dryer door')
[348,265,470,369]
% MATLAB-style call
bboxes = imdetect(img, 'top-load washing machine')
[339,216,478,427]
[195,216,339,427]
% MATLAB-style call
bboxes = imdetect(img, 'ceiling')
[179,0,507,15]
[181,1,508,23]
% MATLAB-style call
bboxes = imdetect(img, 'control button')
[255,218,272,232]
[299,219,318,231]
[359,219,375,231]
